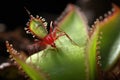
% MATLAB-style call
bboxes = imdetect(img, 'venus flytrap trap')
[5,3,120,80]
[6,41,47,80]
[96,4,120,71]
[26,4,89,80]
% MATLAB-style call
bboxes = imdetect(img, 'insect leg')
[55,28,79,46]
[49,21,54,33]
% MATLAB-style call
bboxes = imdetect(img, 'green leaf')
[15,58,45,80]
[6,41,46,80]
[26,44,86,80]
[86,26,99,80]
[96,4,120,71]
[57,4,88,47]
[26,4,89,80]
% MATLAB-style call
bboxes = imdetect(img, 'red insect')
[24,8,76,53]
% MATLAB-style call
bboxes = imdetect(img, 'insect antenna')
[24,6,34,18]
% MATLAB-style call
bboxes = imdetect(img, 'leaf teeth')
[6,41,19,64]
[40,16,42,19]
[25,13,48,39]
[108,11,112,15]
[36,15,46,24]
[26,30,30,34]
[36,15,39,19]
[6,41,27,61]
[94,19,100,25]
[25,23,38,38]
[43,22,48,27]
[90,5,116,38]
[24,27,28,30]
[36,16,48,28]
[95,32,105,79]
[93,5,115,29]
[26,22,29,26]
[103,9,115,22]
[96,32,103,68]
[96,55,102,67]
[104,13,108,18]
[99,16,103,20]
[6,41,31,79]
[42,18,45,22]
[112,7,115,12]
[6,41,49,80]
[32,35,35,38]
[89,19,100,37]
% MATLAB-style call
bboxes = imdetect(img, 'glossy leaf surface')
[86,26,99,80]
[96,4,120,71]
[26,4,89,80]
